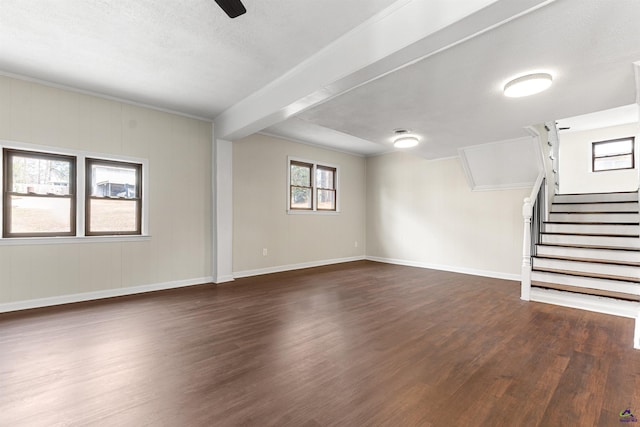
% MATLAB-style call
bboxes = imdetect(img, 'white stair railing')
[545,121,560,195]
[637,172,640,348]
[521,173,545,301]
[635,315,640,349]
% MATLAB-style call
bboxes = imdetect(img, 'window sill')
[0,235,151,246]
[287,210,340,215]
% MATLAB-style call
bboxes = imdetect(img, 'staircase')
[531,191,640,301]
[526,190,640,348]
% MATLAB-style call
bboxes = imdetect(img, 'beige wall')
[559,123,640,194]
[233,134,366,274]
[0,76,212,305]
[366,152,528,277]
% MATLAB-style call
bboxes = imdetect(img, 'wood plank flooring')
[0,260,638,426]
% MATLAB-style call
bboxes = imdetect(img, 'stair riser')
[548,213,640,223]
[551,202,638,213]
[533,258,640,279]
[536,245,640,263]
[544,223,639,235]
[531,271,640,295]
[541,234,640,248]
[554,193,638,203]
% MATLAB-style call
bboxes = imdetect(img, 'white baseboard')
[214,275,235,284]
[233,256,366,279]
[530,287,640,319]
[0,276,214,314]
[365,256,520,282]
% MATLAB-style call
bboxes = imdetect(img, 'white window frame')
[287,156,340,215]
[0,139,149,245]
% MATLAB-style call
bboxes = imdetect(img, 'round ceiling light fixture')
[393,129,420,148]
[503,72,553,98]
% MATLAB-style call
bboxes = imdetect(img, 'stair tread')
[537,243,640,252]
[533,255,640,267]
[532,267,639,283]
[531,282,640,302]
[542,221,640,227]
[541,232,639,238]
[557,191,638,195]
[549,210,638,215]
[552,201,638,204]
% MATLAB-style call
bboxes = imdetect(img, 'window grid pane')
[316,166,335,190]
[88,199,139,233]
[290,162,312,187]
[594,154,633,171]
[9,195,72,234]
[10,156,72,195]
[90,164,139,198]
[317,189,336,211]
[593,139,633,157]
[290,186,312,210]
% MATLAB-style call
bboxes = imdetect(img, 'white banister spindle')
[521,197,533,301]
[635,314,640,349]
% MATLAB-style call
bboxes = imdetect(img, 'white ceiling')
[1,0,639,159]
[291,0,640,158]
[0,0,397,117]
[556,104,639,134]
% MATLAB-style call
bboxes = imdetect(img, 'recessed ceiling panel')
[459,137,541,190]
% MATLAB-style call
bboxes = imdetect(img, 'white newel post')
[521,197,533,301]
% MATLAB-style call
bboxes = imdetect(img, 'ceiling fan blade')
[214,0,246,18]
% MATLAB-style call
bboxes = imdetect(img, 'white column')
[213,136,234,283]
[521,197,533,301]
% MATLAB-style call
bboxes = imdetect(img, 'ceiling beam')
[214,0,555,141]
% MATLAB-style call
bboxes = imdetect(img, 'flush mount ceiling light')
[503,72,553,98]
[393,129,420,148]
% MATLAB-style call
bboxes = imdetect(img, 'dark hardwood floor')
[0,260,638,426]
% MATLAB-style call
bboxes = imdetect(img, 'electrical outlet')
[354,241,358,248]
[262,248,268,256]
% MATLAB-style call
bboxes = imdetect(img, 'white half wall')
[458,136,541,191]
[366,152,529,277]
[559,122,640,194]
[0,75,213,306]
[232,134,366,273]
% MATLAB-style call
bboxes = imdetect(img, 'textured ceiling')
[0,0,397,118]
[293,0,640,158]
[557,104,639,134]
[1,0,639,159]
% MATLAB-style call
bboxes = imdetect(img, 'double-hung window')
[592,137,635,172]
[3,148,76,237]
[316,165,337,211]
[288,158,338,212]
[289,161,314,210]
[86,158,142,236]
[1,144,146,240]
